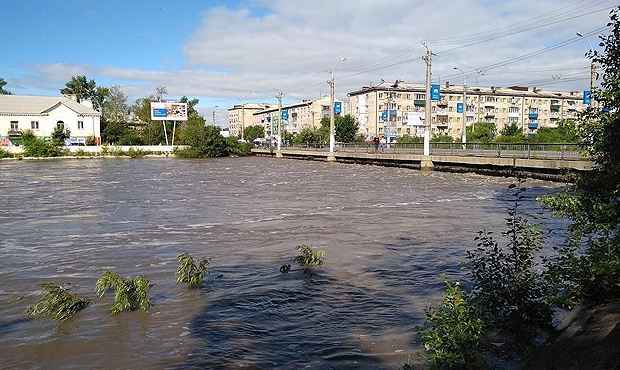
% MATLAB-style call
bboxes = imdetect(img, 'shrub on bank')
[22,130,66,157]
[0,147,14,158]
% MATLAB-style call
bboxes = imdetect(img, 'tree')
[102,86,129,124]
[497,123,527,143]
[175,123,228,158]
[243,125,265,143]
[542,7,620,306]
[60,75,97,102]
[0,77,12,95]
[467,122,496,142]
[335,114,359,142]
[528,120,578,143]
[179,96,200,117]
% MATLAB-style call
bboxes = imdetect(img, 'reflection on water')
[0,157,564,369]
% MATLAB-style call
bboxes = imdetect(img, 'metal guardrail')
[278,142,587,161]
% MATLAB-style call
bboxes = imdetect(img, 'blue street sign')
[381,110,388,122]
[334,101,342,114]
[457,103,463,113]
[281,110,289,121]
[583,90,592,105]
[430,84,441,100]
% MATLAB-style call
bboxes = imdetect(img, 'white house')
[0,95,102,145]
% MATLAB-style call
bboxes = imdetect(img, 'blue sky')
[0,0,615,123]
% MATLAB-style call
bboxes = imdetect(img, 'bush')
[467,181,552,327]
[95,271,152,315]
[22,131,66,157]
[126,147,148,158]
[281,245,325,275]
[175,124,228,158]
[417,279,485,369]
[25,283,90,321]
[226,137,252,156]
[176,253,211,288]
[0,147,14,158]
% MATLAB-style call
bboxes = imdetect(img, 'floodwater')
[0,157,565,369]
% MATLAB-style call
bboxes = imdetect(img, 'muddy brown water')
[0,157,566,369]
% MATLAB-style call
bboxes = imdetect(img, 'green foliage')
[243,125,265,143]
[541,8,620,306]
[60,75,97,103]
[143,121,173,145]
[281,245,326,275]
[397,135,424,144]
[25,283,90,321]
[175,124,228,158]
[431,134,454,143]
[126,147,148,158]
[51,124,68,145]
[497,123,528,143]
[22,130,66,157]
[176,253,211,288]
[226,137,252,156]
[117,129,144,145]
[95,271,152,315]
[74,149,94,157]
[417,279,485,369]
[529,120,578,143]
[0,76,12,95]
[0,147,14,158]
[293,127,327,145]
[467,181,551,326]
[320,115,360,142]
[102,121,127,144]
[467,122,496,142]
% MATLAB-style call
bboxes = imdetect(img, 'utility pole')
[241,103,245,141]
[276,90,283,151]
[212,105,218,126]
[422,44,432,156]
[328,70,335,153]
[453,67,467,145]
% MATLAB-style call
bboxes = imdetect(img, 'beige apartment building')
[348,80,587,140]
[252,96,344,138]
[227,103,271,137]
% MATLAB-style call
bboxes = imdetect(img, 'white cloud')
[15,0,616,113]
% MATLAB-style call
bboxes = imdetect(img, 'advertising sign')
[457,103,464,113]
[281,110,289,121]
[334,101,342,114]
[381,110,388,122]
[150,102,188,121]
[430,84,441,101]
[583,90,591,105]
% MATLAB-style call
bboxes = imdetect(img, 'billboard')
[150,102,188,121]
[430,84,441,100]
[583,90,591,105]
[334,101,342,114]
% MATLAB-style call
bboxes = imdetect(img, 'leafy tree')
[155,86,167,102]
[528,120,578,143]
[60,75,97,102]
[102,121,126,144]
[117,129,144,145]
[96,271,152,315]
[175,124,228,158]
[179,96,200,117]
[25,283,90,321]
[293,127,327,145]
[542,7,620,306]
[496,122,528,143]
[0,77,12,95]
[431,133,454,142]
[51,124,68,145]
[243,125,265,142]
[102,85,129,123]
[467,122,496,142]
[143,121,173,145]
[320,115,359,142]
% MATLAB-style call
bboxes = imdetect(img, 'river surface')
[0,157,566,369]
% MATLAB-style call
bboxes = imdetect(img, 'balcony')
[484,112,495,118]
[484,101,496,107]
[7,129,23,136]
[436,99,448,106]
[528,112,539,119]
[414,99,426,106]
[550,104,561,111]
[528,122,539,129]
[436,110,448,116]
[436,121,448,128]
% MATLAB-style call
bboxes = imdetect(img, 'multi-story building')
[252,96,344,138]
[227,103,271,137]
[348,80,588,140]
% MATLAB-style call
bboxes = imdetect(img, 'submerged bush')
[95,271,152,315]
[126,147,148,158]
[417,279,485,369]
[176,253,211,288]
[281,245,325,275]
[25,283,90,321]
[467,181,552,327]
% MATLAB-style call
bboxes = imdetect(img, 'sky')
[0,0,616,124]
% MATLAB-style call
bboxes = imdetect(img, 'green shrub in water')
[280,245,325,275]
[417,279,485,369]
[25,283,90,321]
[176,253,211,288]
[95,271,152,315]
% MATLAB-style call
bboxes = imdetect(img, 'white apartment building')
[348,80,588,140]
[0,95,102,145]
[252,96,344,138]
[227,103,271,137]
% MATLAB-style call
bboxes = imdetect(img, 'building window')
[78,121,84,129]
[10,121,18,130]
[56,121,65,129]
[31,121,39,129]
[509,106,519,114]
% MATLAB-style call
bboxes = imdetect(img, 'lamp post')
[576,32,596,100]
[212,105,218,126]
[453,67,467,145]
[328,57,347,157]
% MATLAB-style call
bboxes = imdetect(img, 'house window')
[31,121,39,129]
[78,121,84,129]
[56,121,64,129]
[10,121,18,130]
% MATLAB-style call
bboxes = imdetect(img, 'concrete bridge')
[251,143,593,181]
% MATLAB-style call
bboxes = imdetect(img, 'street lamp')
[328,57,347,156]
[453,67,467,145]
[576,32,596,95]
[212,105,218,126]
